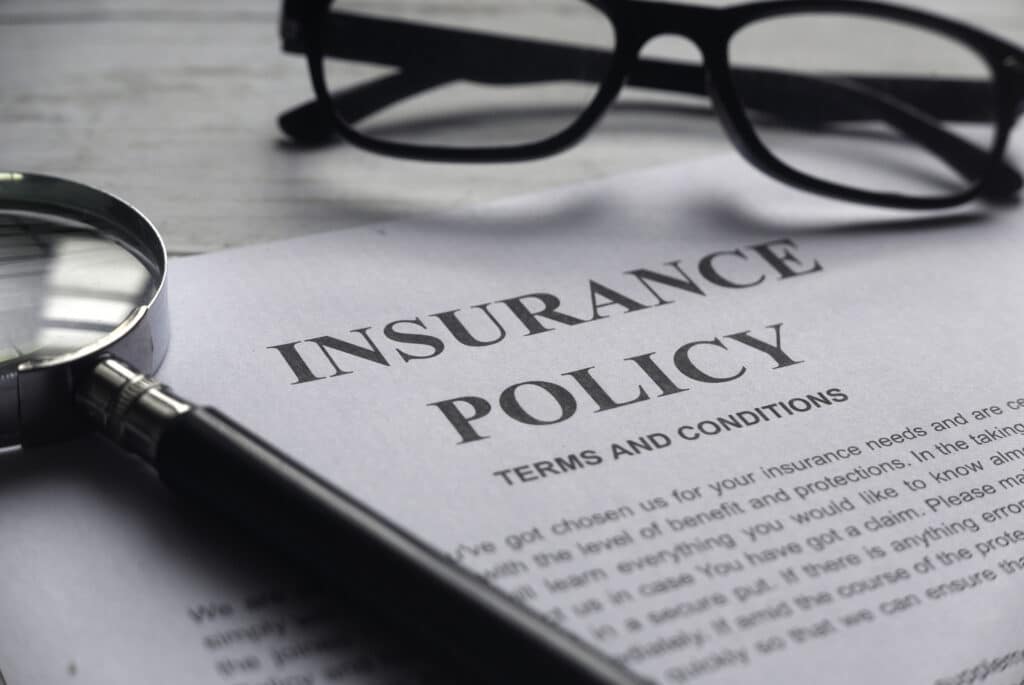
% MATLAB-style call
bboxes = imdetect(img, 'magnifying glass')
[0,173,646,685]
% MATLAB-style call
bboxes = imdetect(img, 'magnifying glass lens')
[0,210,157,369]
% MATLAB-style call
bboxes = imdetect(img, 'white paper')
[3,153,1024,685]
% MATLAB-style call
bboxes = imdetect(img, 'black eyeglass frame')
[282,0,1024,209]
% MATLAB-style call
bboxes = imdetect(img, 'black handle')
[156,407,647,685]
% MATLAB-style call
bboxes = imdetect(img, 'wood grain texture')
[2,1,1022,253]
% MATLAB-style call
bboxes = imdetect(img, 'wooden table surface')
[2,0,1023,254]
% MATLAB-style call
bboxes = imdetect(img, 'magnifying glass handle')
[77,358,649,685]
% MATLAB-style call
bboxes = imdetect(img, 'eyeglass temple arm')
[284,10,999,121]
[1012,52,1024,118]
[280,70,454,144]
[281,11,1020,196]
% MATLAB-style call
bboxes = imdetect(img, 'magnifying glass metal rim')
[0,171,169,448]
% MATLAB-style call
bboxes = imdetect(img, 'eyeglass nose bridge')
[610,2,747,138]
[611,1,738,114]
[607,1,783,197]
[617,1,732,59]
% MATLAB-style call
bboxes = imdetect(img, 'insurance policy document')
[3,155,1024,685]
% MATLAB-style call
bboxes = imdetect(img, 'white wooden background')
[1,0,1023,254]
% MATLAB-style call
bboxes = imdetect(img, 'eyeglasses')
[278,0,1024,209]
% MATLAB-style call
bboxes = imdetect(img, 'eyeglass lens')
[730,12,998,200]
[321,2,616,149]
